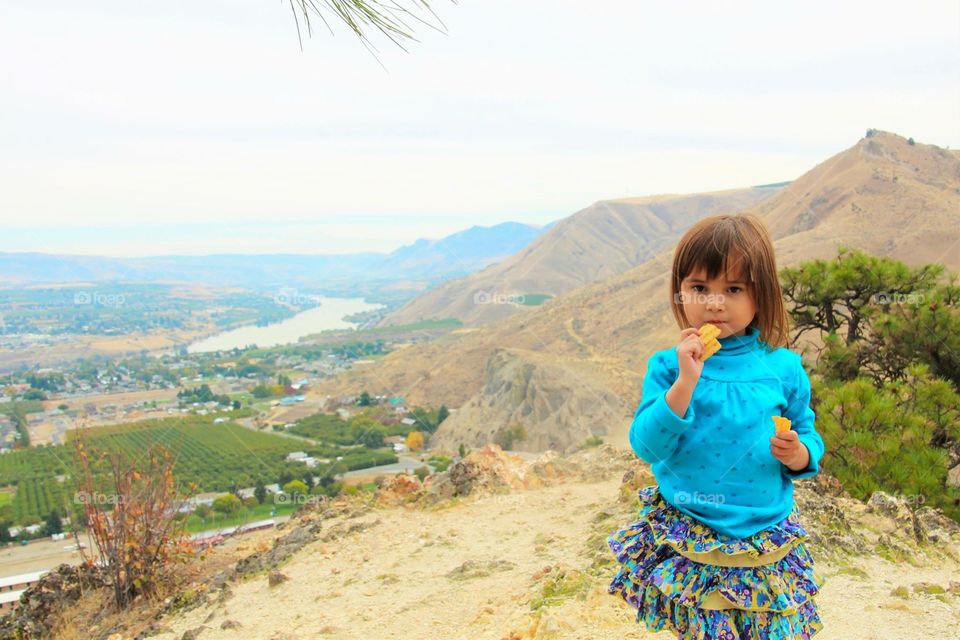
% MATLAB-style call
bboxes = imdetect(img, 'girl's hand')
[769,430,809,470]
[675,327,705,386]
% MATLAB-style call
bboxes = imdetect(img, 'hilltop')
[7,445,958,639]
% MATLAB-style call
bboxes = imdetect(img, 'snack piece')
[771,416,792,435]
[698,323,722,361]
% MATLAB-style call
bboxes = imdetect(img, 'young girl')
[607,213,826,639]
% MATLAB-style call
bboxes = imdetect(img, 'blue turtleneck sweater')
[628,325,825,539]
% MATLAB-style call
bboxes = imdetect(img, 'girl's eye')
[728,287,741,293]
[691,285,704,292]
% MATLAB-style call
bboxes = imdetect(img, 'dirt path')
[150,478,960,640]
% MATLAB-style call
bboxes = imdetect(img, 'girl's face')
[679,266,757,338]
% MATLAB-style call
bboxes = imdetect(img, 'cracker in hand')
[771,416,792,434]
[698,323,722,361]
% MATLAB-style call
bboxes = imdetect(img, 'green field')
[0,411,395,528]
[183,501,297,534]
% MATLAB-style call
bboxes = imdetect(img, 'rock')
[220,619,243,630]
[424,444,540,503]
[867,491,915,532]
[615,464,655,504]
[268,570,289,587]
[913,507,960,544]
[181,626,209,640]
[947,459,960,489]
[374,474,424,506]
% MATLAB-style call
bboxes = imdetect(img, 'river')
[187,295,383,353]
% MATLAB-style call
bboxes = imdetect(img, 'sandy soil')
[148,478,960,640]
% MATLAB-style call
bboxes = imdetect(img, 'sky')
[1,0,958,257]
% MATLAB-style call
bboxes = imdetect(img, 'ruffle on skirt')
[607,485,825,640]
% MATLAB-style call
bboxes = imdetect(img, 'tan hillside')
[311,132,960,456]
[755,130,960,268]
[18,446,960,639]
[378,188,780,328]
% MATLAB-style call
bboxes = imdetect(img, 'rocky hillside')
[377,187,780,328]
[7,445,959,639]
[311,131,960,455]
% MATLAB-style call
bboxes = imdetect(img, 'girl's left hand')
[769,430,807,469]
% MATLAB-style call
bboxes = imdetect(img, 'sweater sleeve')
[628,350,695,466]
[781,357,826,480]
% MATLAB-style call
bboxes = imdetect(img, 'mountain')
[0,221,550,292]
[377,188,781,328]
[310,132,960,454]
[374,221,545,280]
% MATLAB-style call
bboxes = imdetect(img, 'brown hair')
[668,213,791,349]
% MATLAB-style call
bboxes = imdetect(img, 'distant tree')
[277,374,292,386]
[42,510,63,536]
[212,493,242,515]
[232,399,241,410]
[22,389,46,401]
[283,480,309,503]
[277,470,295,487]
[436,405,450,425]
[405,431,425,451]
[908,137,916,145]
[254,478,267,505]
[358,390,372,406]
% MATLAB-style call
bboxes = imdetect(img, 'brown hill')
[377,188,780,328]
[312,131,960,455]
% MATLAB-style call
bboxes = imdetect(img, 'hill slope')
[378,188,780,328]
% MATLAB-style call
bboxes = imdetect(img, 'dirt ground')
[147,477,960,640]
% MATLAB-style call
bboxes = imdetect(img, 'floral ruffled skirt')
[607,485,825,640]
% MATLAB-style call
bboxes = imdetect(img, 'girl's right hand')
[676,327,705,386]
